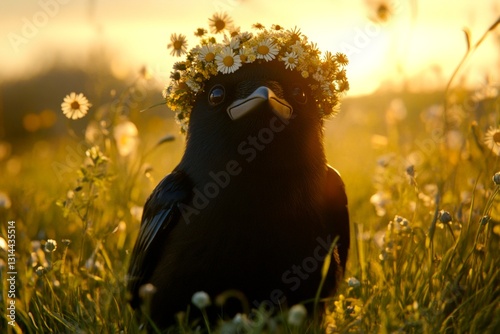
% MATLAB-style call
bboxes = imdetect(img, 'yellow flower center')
[287,56,296,64]
[215,19,225,31]
[173,41,183,50]
[493,132,500,144]
[257,45,270,55]
[223,56,234,67]
[240,54,247,62]
[70,101,80,110]
[205,52,215,62]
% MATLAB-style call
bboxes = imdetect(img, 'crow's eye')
[208,85,225,106]
[292,86,307,104]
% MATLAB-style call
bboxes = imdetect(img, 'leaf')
[140,101,166,113]
[156,134,176,146]
[463,27,471,51]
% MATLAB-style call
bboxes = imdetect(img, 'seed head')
[439,210,453,224]
[492,172,500,185]
[44,239,57,253]
[191,291,211,309]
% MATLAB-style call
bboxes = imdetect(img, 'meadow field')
[1,10,500,334]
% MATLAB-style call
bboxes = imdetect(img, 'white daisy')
[114,120,139,157]
[484,126,500,156]
[216,46,242,74]
[239,46,256,63]
[290,41,305,56]
[61,92,91,120]
[167,33,188,57]
[223,35,240,49]
[209,12,233,34]
[198,44,216,63]
[255,38,279,61]
[281,51,298,70]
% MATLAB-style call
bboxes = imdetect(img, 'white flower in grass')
[216,46,242,74]
[113,120,139,157]
[139,283,157,300]
[484,126,500,156]
[287,304,307,326]
[239,46,256,63]
[348,277,361,288]
[61,92,91,120]
[255,38,279,61]
[191,291,211,309]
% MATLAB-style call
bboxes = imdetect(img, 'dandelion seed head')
[287,304,307,326]
[191,291,211,309]
[347,277,361,288]
[139,283,157,299]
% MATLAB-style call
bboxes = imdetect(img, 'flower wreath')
[163,13,349,133]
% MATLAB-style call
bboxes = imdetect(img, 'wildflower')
[139,283,157,300]
[439,210,453,225]
[61,92,91,120]
[113,120,139,157]
[484,126,500,156]
[209,12,232,33]
[255,38,279,61]
[0,191,12,209]
[191,291,211,309]
[287,304,307,326]
[281,51,299,70]
[44,239,57,253]
[252,22,265,30]
[61,239,71,247]
[85,145,106,163]
[130,205,144,221]
[368,0,394,23]
[347,277,361,288]
[198,44,216,63]
[223,35,240,49]
[370,191,391,216]
[35,266,46,277]
[167,33,188,57]
[216,46,242,74]
[493,171,500,185]
[194,27,207,37]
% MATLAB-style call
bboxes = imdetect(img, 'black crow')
[127,20,350,329]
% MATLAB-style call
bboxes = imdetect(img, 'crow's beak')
[227,86,293,121]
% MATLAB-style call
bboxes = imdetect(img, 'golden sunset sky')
[1,0,499,95]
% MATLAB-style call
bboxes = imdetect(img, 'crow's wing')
[325,166,350,272]
[127,170,192,307]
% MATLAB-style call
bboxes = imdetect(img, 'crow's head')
[187,60,318,143]
[163,15,349,171]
